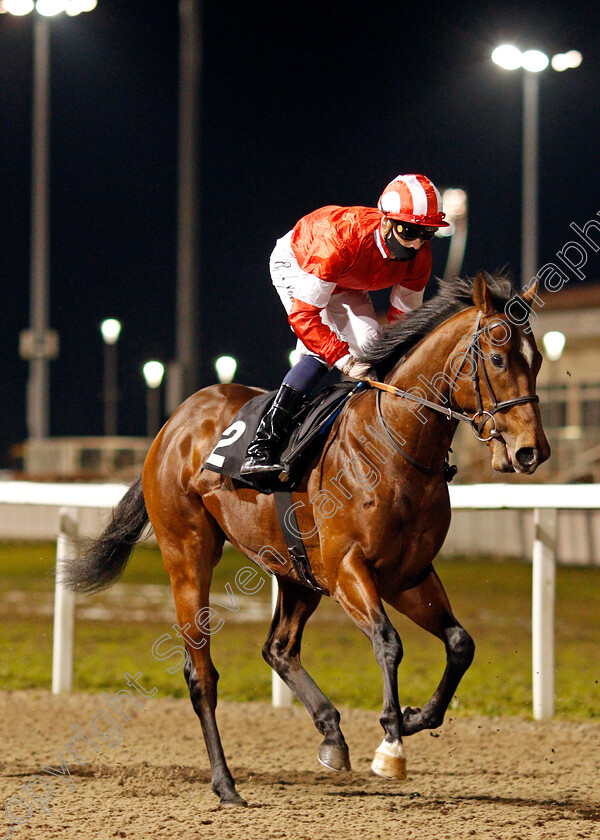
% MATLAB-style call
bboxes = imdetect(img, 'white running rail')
[2,481,598,718]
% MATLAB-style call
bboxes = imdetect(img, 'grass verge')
[1,542,598,719]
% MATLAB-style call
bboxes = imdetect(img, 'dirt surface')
[1,690,599,840]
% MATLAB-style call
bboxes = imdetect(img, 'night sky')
[1,0,599,461]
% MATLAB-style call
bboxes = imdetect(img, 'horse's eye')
[491,354,504,367]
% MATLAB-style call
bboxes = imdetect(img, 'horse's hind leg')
[262,578,351,771]
[389,568,475,736]
[153,507,246,807]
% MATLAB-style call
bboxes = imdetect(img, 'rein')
[366,310,540,474]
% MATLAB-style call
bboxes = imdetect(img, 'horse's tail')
[60,474,149,593]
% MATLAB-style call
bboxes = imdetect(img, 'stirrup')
[240,450,284,476]
[240,460,284,476]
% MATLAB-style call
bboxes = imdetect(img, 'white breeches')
[270,231,380,362]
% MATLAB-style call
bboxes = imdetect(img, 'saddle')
[203,381,364,593]
[203,380,364,494]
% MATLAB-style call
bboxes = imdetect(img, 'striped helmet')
[378,174,449,227]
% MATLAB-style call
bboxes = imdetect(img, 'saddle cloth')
[203,381,364,494]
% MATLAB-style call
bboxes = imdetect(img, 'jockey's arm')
[387,285,425,324]
[286,273,351,369]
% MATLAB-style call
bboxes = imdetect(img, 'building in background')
[12,437,151,482]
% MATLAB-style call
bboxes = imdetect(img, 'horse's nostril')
[516,447,537,467]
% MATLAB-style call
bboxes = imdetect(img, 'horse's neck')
[389,311,467,397]
[379,313,471,471]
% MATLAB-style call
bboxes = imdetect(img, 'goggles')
[393,221,437,242]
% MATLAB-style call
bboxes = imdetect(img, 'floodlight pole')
[27,13,51,440]
[176,0,201,402]
[103,342,118,436]
[146,386,161,438]
[521,72,539,290]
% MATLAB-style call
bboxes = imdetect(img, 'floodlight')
[35,0,67,15]
[491,44,522,71]
[65,0,97,13]
[521,50,549,73]
[2,0,35,13]
[215,355,237,384]
[143,361,165,389]
[542,331,566,362]
[551,50,582,72]
[100,318,122,346]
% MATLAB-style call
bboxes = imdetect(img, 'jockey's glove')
[340,357,379,382]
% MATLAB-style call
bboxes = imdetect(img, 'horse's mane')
[358,272,517,379]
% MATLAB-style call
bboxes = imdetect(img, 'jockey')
[240,173,450,477]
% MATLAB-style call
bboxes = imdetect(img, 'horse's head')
[359,270,551,475]
[451,271,550,474]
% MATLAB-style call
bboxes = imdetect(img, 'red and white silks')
[270,205,431,368]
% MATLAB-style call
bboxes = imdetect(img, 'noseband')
[367,310,540,472]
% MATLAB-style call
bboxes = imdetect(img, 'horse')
[63,271,549,807]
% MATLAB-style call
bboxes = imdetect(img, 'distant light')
[542,331,566,362]
[35,0,67,14]
[2,0,35,14]
[521,49,549,73]
[551,50,582,72]
[289,349,302,367]
[491,44,522,71]
[100,318,122,345]
[65,0,96,13]
[215,355,237,384]
[565,49,582,68]
[1,0,96,10]
[550,54,569,72]
[143,361,165,389]
[435,188,467,238]
[442,188,468,218]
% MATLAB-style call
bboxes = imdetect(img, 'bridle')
[367,310,540,474]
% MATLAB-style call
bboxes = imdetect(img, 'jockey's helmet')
[378,174,450,228]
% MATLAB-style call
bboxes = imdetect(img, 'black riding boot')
[240,384,304,476]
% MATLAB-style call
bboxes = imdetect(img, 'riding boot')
[240,384,304,476]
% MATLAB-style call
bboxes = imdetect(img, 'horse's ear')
[472,270,495,314]
[522,281,539,304]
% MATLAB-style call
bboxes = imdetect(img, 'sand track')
[1,691,599,839]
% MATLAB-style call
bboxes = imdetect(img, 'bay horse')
[64,272,549,806]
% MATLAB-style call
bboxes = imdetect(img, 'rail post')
[52,507,79,694]
[532,507,558,720]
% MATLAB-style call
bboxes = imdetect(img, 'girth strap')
[273,491,325,593]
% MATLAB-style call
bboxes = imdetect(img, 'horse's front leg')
[388,567,475,735]
[332,548,406,780]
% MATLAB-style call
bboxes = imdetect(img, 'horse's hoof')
[219,791,248,807]
[371,739,407,780]
[318,742,351,771]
